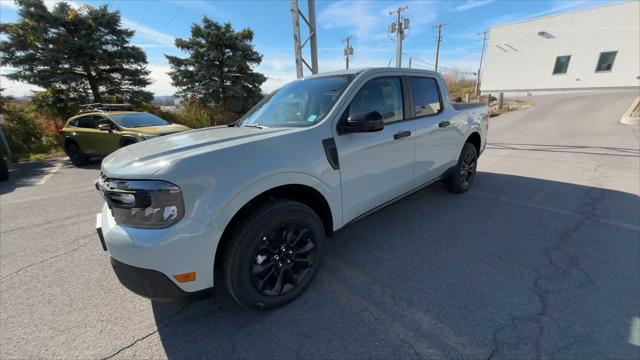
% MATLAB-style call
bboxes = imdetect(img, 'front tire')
[65,142,90,166]
[222,199,325,310]
[446,142,478,193]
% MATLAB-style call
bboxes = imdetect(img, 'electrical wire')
[133,0,155,32]
[151,1,186,44]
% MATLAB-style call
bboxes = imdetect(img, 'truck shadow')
[0,158,101,195]
[151,172,640,359]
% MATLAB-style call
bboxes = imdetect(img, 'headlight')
[95,175,184,229]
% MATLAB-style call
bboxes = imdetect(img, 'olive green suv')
[61,104,189,166]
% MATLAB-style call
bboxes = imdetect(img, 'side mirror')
[341,111,384,134]
[98,123,115,133]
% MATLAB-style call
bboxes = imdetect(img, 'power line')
[133,1,155,33]
[152,2,186,44]
[402,52,466,74]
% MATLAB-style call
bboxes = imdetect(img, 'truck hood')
[123,123,190,135]
[101,126,296,178]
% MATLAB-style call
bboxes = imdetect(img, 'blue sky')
[0,0,622,96]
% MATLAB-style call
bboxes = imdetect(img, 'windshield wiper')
[243,123,269,129]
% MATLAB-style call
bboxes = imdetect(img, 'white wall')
[481,1,640,94]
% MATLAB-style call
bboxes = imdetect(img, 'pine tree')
[0,0,153,104]
[166,17,266,112]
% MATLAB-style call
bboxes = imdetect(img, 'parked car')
[0,156,8,181]
[61,104,190,166]
[95,68,488,310]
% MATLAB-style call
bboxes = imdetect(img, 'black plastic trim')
[97,227,107,251]
[322,138,340,170]
[110,257,211,302]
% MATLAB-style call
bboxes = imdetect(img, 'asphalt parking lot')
[1,91,639,359]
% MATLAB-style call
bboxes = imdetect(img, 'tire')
[0,158,9,181]
[222,199,326,310]
[446,142,478,193]
[65,142,90,166]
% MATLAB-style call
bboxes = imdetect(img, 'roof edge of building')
[490,1,633,30]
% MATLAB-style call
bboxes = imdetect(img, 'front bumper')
[97,203,221,299]
[110,257,211,302]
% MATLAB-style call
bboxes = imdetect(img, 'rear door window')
[409,77,442,117]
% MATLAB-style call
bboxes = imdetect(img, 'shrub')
[0,102,60,158]
[142,98,241,129]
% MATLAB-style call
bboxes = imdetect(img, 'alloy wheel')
[250,224,316,296]
[460,150,477,186]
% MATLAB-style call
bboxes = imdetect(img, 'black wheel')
[222,199,325,310]
[0,157,9,181]
[446,142,478,193]
[65,142,90,166]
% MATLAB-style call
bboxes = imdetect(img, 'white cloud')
[0,66,42,97]
[121,18,176,48]
[455,0,495,11]
[318,1,381,40]
[146,64,175,95]
[0,0,17,9]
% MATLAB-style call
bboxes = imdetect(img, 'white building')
[480,1,640,95]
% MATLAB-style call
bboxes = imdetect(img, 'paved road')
[1,91,639,359]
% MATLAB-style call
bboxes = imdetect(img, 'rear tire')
[0,158,9,181]
[222,199,325,310]
[65,142,90,166]
[446,142,478,193]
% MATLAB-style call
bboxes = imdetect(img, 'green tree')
[166,17,266,112]
[0,0,152,104]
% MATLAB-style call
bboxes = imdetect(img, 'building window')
[552,55,571,75]
[595,51,617,72]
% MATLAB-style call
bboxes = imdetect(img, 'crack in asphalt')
[0,233,95,282]
[486,169,605,359]
[100,305,190,360]
[100,301,229,359]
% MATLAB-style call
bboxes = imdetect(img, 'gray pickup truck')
[96,68,488,310]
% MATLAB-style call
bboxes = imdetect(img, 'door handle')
[438,120,451,128]
[393,130,412,140]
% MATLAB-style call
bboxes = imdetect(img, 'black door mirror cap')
[341,110,384,134]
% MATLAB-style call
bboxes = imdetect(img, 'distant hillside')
[152,96,178,106]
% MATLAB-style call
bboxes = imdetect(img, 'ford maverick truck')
[95,68,488,310]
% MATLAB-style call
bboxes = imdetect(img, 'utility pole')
[432,23,447,71]
[291,0,318,79]
[409,57,412,68]
[474,30,488,96]
[389,5,409,68]
[343,35,353,69]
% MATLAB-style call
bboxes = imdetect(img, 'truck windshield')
[110,113,170,128]
[239,75,354,128]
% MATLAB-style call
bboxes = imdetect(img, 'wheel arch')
[63,136,78,149]
[213,181,336,275]
[465,131,482,154]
